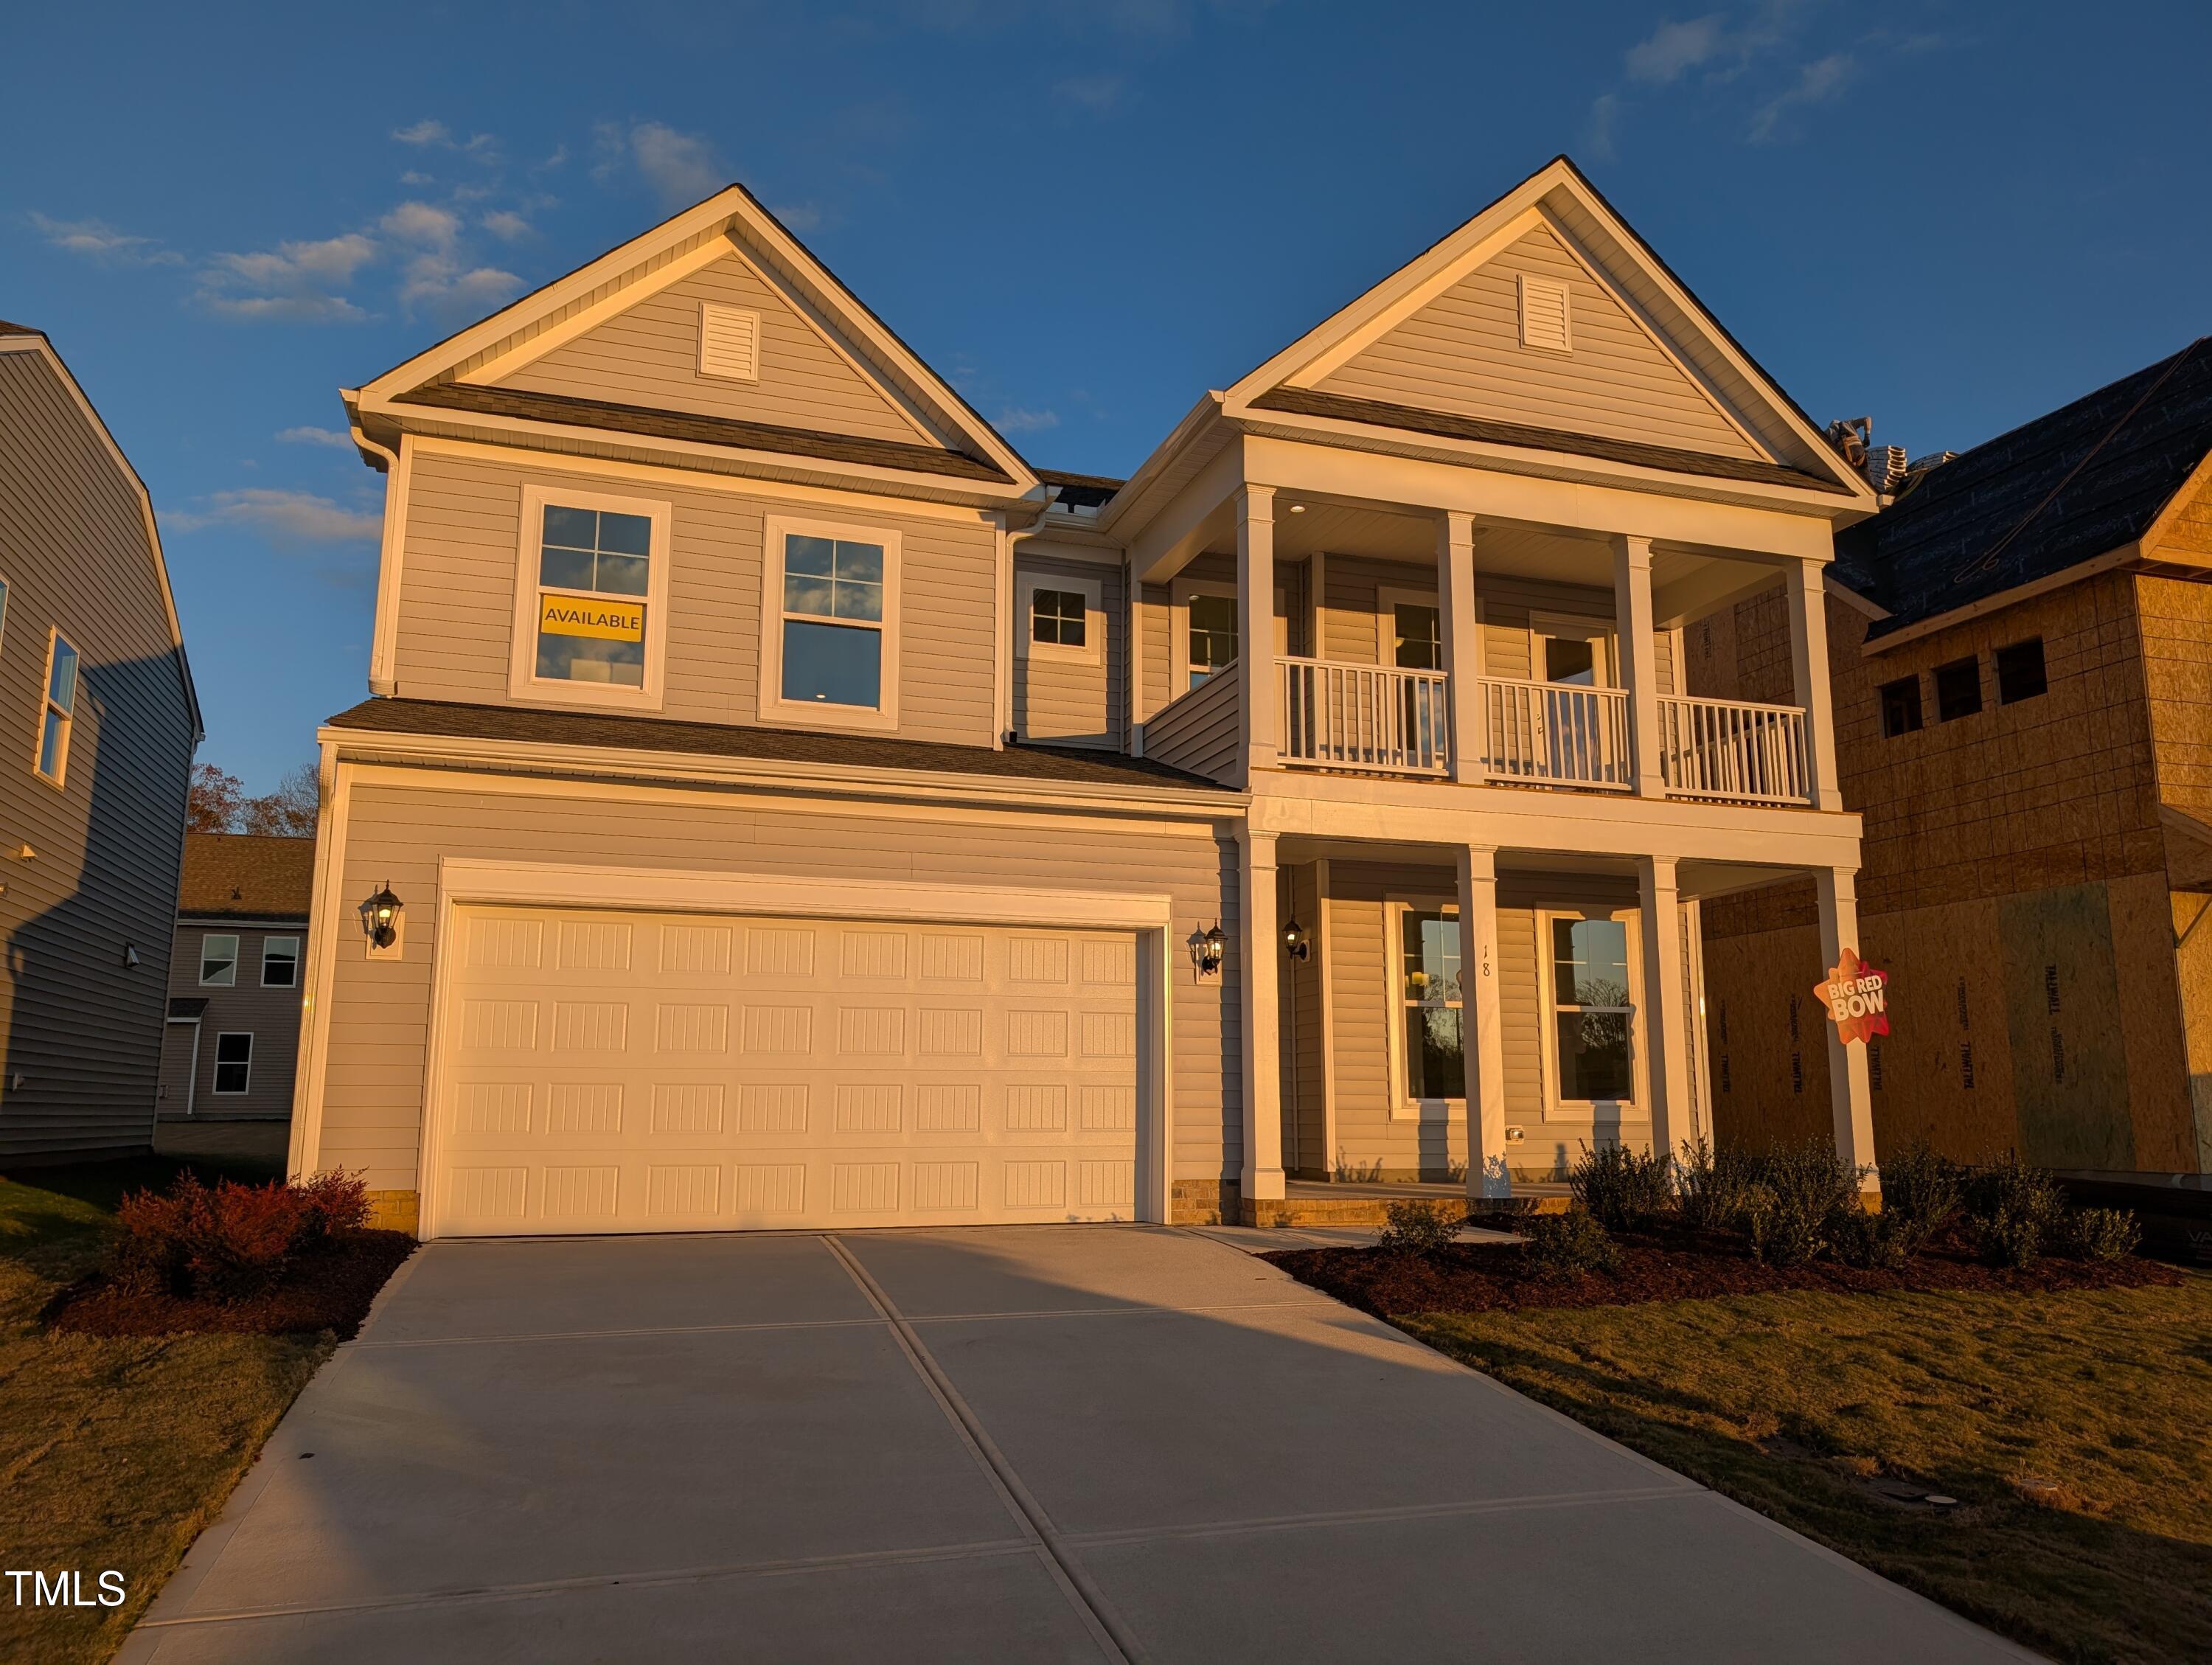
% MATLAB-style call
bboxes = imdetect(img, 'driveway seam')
[1060,1484,1699,1548]
[824,1233,1144,1665]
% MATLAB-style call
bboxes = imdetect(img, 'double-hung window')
[1391,602,1442,671]
[199,934,240,987]
[1184,595,1237,690]
[761,516,901,729]
[212,1033,252,1096]
[1395,906,1465,1106]
[261,936,300,988]
[35,631,78,786]
[1547,915,1635,1105]
[510,485,671,709]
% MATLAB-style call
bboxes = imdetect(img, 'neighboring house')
[0,321,201,1163]
[1701,339,2212,1179]
[159,832,316,1122]
[293,158,1881,1237]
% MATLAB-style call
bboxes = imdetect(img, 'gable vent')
[1517,274,1572,353]
[698,302,761,381]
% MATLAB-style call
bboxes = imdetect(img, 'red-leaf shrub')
[111,1169,371,1303]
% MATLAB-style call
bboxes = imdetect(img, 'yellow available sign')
[540,595,644,642]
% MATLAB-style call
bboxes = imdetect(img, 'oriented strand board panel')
[499,246,938,447]
[1995,885,2133,1169]
[1315,223,1760,461]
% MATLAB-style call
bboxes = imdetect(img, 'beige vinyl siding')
[164,919,308,1119]
[1012,553,1124,749]
[1474,576,1675,693]
[1323,558,1430,664]
[0,352,197,1160]
[499,246,939,448]
[392,451,998,746]
[1141,668,1241,784]
[1498,906,1543,1127]
[1137,582,1172,720]
[1316,223,1761,461]
[316,776,1236,1194]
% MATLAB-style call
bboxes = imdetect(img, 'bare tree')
[239,762,321,838]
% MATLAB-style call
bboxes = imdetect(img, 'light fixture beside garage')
[1281,917,1310,962]
[1190,922,1225,977]
[361,882,404,956]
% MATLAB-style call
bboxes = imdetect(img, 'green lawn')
[0,1155,333,1665]
[1404,1279,2212,1665]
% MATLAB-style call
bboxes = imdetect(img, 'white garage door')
[431,905,1143,1236]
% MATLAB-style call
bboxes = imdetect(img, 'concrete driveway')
[123,1226,2034,1664]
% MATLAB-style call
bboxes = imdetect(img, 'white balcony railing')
[1477,677,1632,790]
[1655,693,1811,805]
[1278,656,1450,776]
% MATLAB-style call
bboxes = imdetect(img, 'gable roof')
[1220,156,1871,505]
[178,832,316,920]
[349,184,1037,498]
[0,322,204,740]
[1838,337,2212,638]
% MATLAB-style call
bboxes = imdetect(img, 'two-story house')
[290,159,1880,1237]
[1700,338,2212,1179]
[0,321,201,1163]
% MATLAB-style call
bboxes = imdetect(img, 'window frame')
[260,934,301,988]
[757,512,903,733]
[0,574,12,658]
[1933,656,1983,722]
[1994,637,2048,705]
[198,933,240,988]
[1878,675,1923,737]
[1170,577,1239,693]
[34,628,80,788]
[1534,908,1646,1117]
[211,1031,253,1096]
[1015,569,1104,668]
[1376,586,1444,672]
[1383,895,1466,1122]
[507,482,674,712]
[1527,612,1616,688]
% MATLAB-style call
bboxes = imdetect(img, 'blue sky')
[4,1,2207,789]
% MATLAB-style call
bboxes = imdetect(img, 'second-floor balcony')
[1150,655,1815,807]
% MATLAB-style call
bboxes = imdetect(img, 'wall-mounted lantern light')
[1281,917,1311,962]
[361,882,404,951]
[1189,922,1225,978]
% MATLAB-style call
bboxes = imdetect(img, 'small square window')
[1933,657,1983,722]
[212,1032,252,1095]
[1995,638,2047,704]
[199,934,240,987]
[1879,676,1923,737]
[1032,588,1087,648]
[262,936,300,988]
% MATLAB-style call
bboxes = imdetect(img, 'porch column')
[1238,825,1286,1203]
[1438,510,1484,784]
[1237,484,1277,785]
[1454,845,1512,1200]
[1610,534,1665,797]
[1637,855,1693,1169]
[1787,558,1844,811]
[1815,865,1881,1200]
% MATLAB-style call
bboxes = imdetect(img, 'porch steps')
[1243,1183,1571,1228]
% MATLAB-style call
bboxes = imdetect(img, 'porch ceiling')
[1272,837,1809,903]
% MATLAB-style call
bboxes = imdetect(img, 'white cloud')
[1749,52,1854,142]
[197,232,377,321]
[380,201,460,247]
[392,119,451,146]
[480,209,534,241]
[1624,14,1728,83]
[400,170,435,186]
[769,202,823,233]
[994,406,1060,433]
[29,212,181,265]
[274,425,354,449]
[169,488,380,543]
[1054,74,1124,112]
[1584,93,1621,162]
[397,252,524,314]
[597,121,726,206]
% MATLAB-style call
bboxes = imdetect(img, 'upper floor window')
[1390,600,1441,671]
[759,515,902,731]
[199,934,239,987]
[262,936,300,988]
[1185,594,1236,689]
[1995,638,2046,704]
[509,484,672,711]
[1933,656,1982,722]
[35,631,79,787]
[1879,675,1922,737]
[0,576,12,655]
[1017,571,1103,668]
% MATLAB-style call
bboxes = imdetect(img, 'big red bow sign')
[1815,949,1889,1044]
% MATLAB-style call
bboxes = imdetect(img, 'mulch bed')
[44,1230,417,1340]
[1263,1231,2185,1319]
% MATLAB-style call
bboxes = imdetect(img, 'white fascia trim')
[360,428,409,695]
[315,723,1245,818]
[437,856,1175,934]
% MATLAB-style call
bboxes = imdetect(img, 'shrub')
[296,1169,372,1241]
[1742,1141,1865,1267]
[2056,1206,2140,1262]
[1570,1141,1674,1231]
[1829,1206,1925,1270]
[1521,1209,1621,1279]
[1878,1141,1964,1236]
[1675,1139,1762,1235]
[1964,1153,2066,1269]
[1375,1200,1460,1256]
[111,1170,364,1303]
